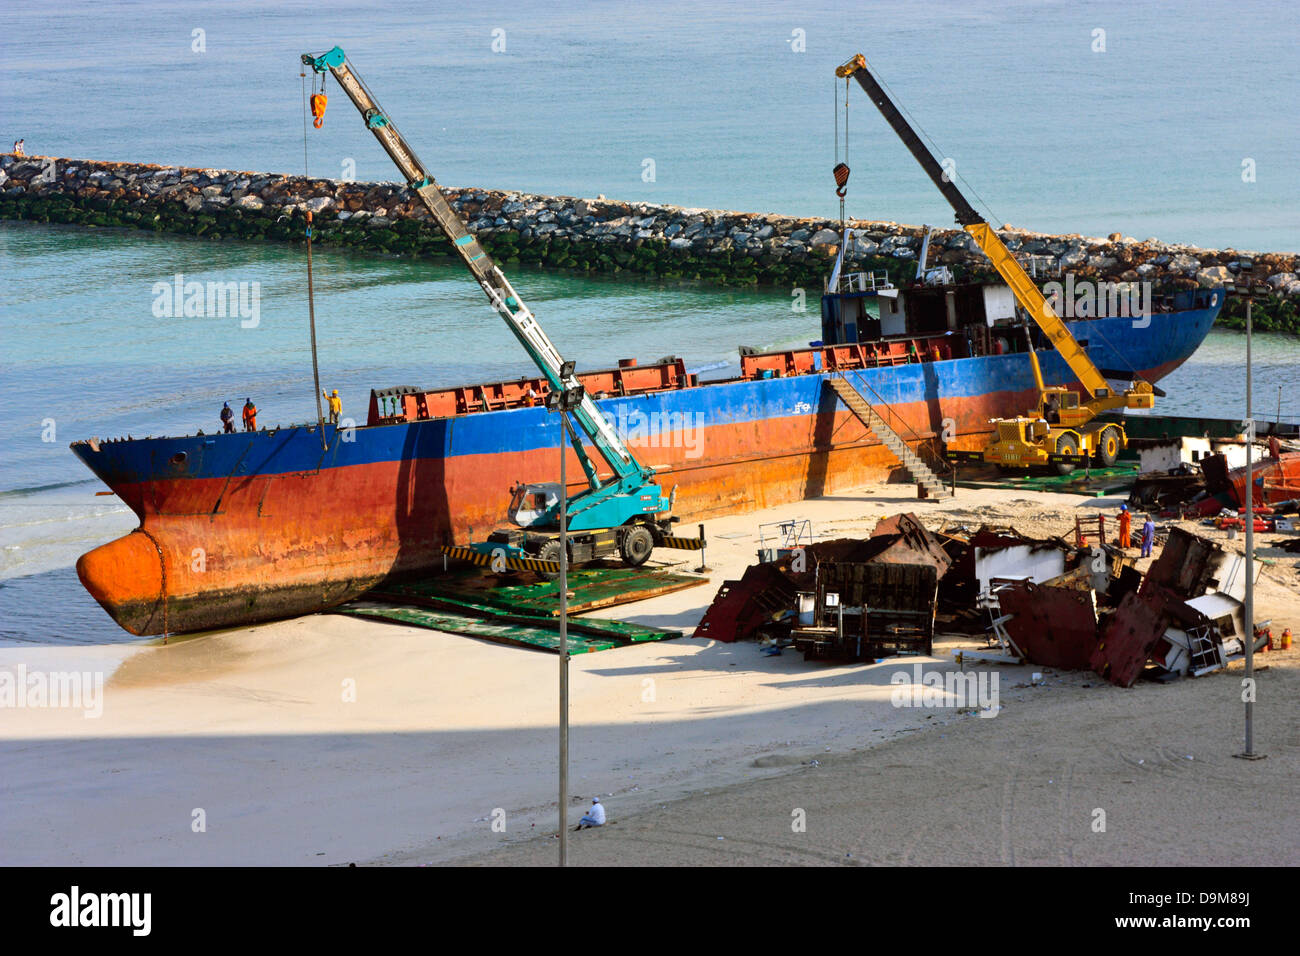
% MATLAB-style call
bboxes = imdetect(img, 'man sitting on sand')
[574,797,606,830]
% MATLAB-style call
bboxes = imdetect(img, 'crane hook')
[833,162,850,198]
[310,92,328,129]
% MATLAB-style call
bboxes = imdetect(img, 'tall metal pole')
[1243,300,1257,756]
[1236,296,1263,760]
[558,406,570,865]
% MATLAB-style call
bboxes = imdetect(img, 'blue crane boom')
[302,46,672,531]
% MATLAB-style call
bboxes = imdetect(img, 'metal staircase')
[826,374,952,497]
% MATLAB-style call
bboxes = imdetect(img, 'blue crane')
[302,47,688,572]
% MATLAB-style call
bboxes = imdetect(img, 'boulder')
[1195,266,1232,287]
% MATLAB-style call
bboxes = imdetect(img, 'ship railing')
[835,270,894,294]
[1018,254,1060,279]
[832,367,957,491]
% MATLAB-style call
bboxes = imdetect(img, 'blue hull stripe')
[71,306,1219,486]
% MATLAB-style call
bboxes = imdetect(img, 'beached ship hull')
[71,302,1220,635]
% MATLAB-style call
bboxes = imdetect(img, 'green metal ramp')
[371,566,706,617]
[332,566,699,653]
[955,461,1138,497]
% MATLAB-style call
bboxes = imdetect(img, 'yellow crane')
[836,53,1154,473]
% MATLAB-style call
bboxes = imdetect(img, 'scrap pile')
[694,512,1275,686]
[694,514,957,663]
[1131,441,1300,519]
[963,523,1139,669]
[1096,528,1264,683]
[978,526,1267,685]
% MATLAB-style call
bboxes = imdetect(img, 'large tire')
[619,525,654,567]
[1096,426,1121,468]
[536,539,563,581]
[1054,433,1079,476]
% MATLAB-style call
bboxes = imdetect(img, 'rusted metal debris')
[985,526,1262,687]
[694,513,949,661]
[996,582,1099,670]
[978,528,1135,672]
[1093,589,1171,686]
[946,519,1264,686]
[794,560,938,661]
[692,562,798,643]
[1094,528,1259,684]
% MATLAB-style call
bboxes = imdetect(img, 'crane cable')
[300,70,328,448]
[300,70,310,178]
[860,53,1004,230]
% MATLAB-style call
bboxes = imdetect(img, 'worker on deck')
[242,398,258,432]
[1117,503,1131,549]
[574,797,606,830]
[1140,514,1156,558]
[323,389,342,425]
[220,401,234,434]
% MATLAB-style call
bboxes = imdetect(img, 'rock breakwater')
[3,154,1297,333]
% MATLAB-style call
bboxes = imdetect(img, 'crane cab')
[1035,387,1088,428]
[508,482,562,528]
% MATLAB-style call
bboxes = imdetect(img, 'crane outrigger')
[836,53,1155,473]
[303,46,687,572]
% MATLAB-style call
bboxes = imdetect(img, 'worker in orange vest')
[1117,503,1131,549]
[242,398,257,432]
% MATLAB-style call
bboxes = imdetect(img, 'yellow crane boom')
[836,53,1153,470]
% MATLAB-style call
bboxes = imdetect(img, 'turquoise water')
[1,0,1296,250]
[1,0,1297,643]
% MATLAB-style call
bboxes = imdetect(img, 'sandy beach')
[2,481,1297,866]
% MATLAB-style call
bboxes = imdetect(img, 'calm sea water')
[1,1,1297,644]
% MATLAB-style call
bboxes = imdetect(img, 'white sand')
[2,482,1297,866]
